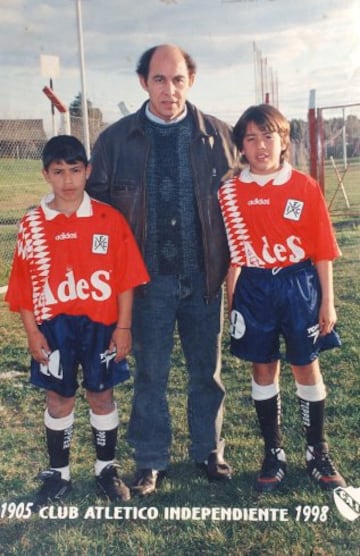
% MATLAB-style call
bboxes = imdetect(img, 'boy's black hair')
[233,104,290,163]
[136,44,197,81]
[42,135,88,170]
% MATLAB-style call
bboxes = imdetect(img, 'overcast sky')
[0,0,359,134]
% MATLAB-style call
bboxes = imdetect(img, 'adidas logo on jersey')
[248,198,270,206]
[55,232,78,240]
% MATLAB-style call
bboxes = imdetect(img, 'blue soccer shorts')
[30,314,130,397]
[229,260,341,366]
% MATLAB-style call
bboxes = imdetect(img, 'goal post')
[308,90,360,192]
[308,90,320,187]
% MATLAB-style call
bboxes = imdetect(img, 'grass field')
[0,159,48,284]
[0,159,45,223]
[0,157,359,284]
[0,159,359,555]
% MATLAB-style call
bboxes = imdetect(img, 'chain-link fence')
[0,120,43,284]
[0,114,108,285]
[1,111,359,286]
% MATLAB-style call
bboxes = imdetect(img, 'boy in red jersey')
[6,135,149,510]
[218,104,346,492]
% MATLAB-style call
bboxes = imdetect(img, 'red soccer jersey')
[6,193,150,325]
[218,163,341,269]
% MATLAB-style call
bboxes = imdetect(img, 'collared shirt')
[145,101,188,125]
[6,196,149,324]
[240,161,293,187]
[40,191,93,220]
[218,164,340,269]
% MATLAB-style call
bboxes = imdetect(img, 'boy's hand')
[27,329,51,364]
[319,300,337,336]
[109,328,132,362]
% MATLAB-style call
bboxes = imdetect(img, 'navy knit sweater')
[143,114,204,276]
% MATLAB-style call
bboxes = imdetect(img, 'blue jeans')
[127,273,225,470]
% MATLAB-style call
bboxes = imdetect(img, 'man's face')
[139,46,195,122]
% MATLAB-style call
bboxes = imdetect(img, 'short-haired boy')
[218,104,346,492]
[6,135,149,510]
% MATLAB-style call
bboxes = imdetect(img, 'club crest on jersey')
[283,199,304,221]
[92,234,109,254]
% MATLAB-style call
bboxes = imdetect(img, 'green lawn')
[0,156,359,285]
[324,161,360,226]
[0,159,46,223]
[0,159,48,282]
[0,222,359,555]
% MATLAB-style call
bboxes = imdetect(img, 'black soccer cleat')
[32,469,72,512]
[255,448,287,492]
[306,442,346,490]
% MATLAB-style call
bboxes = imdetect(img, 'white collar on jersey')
[40,191,93,221]
[240,160,293,186]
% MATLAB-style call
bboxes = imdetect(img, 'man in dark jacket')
[87,44,238,496]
